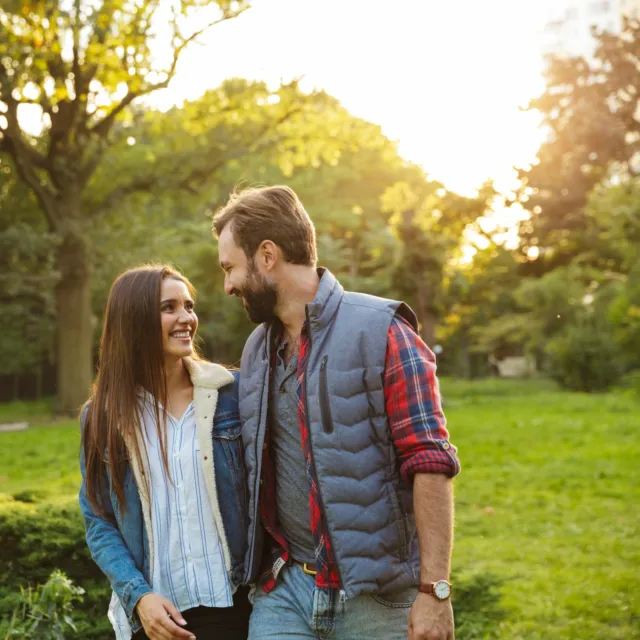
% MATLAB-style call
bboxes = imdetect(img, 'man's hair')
[212,185,317,266]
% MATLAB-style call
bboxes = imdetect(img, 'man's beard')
[241,262,278,324]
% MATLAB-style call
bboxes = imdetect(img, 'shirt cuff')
[400,445,461,484]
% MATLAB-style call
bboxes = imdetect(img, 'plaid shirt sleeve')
[384,315,460,484]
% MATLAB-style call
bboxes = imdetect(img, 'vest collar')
[304,268,344,333]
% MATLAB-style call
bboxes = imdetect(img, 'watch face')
[434,581,451,600]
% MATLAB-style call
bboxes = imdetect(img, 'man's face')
[218,225,278,324]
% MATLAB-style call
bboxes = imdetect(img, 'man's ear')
[257,240,279,271]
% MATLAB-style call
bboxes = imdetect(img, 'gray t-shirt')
[269,343,316,563]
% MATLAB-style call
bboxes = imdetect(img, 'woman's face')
[160,277,198,361]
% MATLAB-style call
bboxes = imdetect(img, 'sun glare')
[151,0,548,200]
[17,0,550,212]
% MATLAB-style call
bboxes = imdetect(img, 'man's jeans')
[248,564,416,639]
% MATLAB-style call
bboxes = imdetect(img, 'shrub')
[0,500,111,640]
[545,316,624,392]
[616,370,640,399]
[4,571,84,640]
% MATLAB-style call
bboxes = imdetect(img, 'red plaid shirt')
[257,315,459,593]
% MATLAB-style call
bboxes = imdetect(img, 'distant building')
[539,0,640,59]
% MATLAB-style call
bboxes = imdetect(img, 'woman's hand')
[136,593,195,640]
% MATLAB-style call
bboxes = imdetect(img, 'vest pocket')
[319,355,334,434]
[385,483,409,561]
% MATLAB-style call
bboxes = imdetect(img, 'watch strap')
[418,582,435,595]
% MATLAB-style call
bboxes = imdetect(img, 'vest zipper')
[319,355,334,434]
[304,310,345,595]
[247,345,270,581]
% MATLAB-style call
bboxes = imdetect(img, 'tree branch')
[92,175,161,214]
[0,81,52,168]
[177,104,303,191]
[2,136,58,231]
[88,5,249,140]
[92,103,298,216]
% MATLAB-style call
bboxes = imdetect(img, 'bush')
[0,500,111,640]
[545,316,624,392]
[4,570,84,640]
[616,370,640,399]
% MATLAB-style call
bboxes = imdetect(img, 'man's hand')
[136,593,195,640]
[408,592,454,640]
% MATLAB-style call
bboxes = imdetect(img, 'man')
[213,185,460,640]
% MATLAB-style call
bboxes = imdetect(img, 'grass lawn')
[0,401,79,502]
[1,379,639,639]
[443,378,640,639]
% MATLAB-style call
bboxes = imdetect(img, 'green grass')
[1,381,639,638]
[443,378,640,639]
[0,398,55,423]
[0,407,79,502]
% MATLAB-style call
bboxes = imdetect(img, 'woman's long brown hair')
[83,264,199,517]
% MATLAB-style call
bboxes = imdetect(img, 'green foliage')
[440,244,527,377]
[616,370,640,399]
[0,501,111,640]
[517,18,640,268]
[0,398,55,423]
[545,314,624,392]
[4,571,85,640]
[0,224,58,378]
[382,180,496,345]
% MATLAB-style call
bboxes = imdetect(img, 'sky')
[149,0,553,198]
[17,0,554,239]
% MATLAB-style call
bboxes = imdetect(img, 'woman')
[79,265,249,640]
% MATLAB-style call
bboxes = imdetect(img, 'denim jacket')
[78,359,248,638]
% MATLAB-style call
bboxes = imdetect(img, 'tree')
[516,18,640,271]
[0,2,366,412]
[587,181,640,372]
[381,180,495,346]
[63,87,412,367]
[442,242,527,377]
[0,0,251,412]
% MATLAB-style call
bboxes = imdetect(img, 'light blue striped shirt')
[140,395,233,612]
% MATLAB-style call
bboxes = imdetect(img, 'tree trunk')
[415,285,437,347]
[55,218,93,415]
[420,311,437,349]
[460,338,472,379]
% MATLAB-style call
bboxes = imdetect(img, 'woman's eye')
[162,304,173,312]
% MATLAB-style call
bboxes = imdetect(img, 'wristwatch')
[418,580,452,601]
